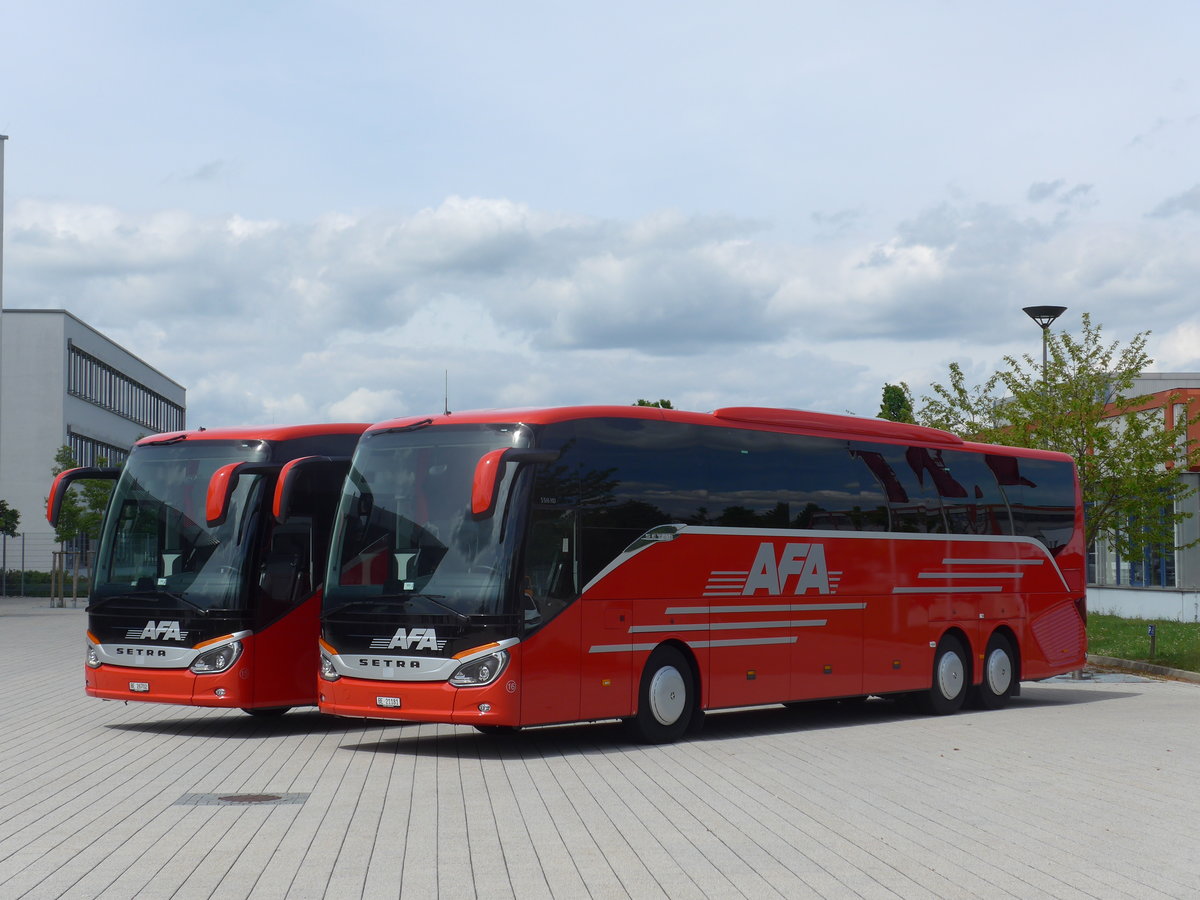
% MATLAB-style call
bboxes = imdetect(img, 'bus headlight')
[450,650,509,687]
[86,642,101,669]
[189,641,243,674]
[320,649,341,682]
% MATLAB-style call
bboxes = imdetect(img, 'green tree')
[916,313,1200,558]
[633,399,674,409]
[0,500,19,538]
[877,383,915,423]
[50,447,118,544]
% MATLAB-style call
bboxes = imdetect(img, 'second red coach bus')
[49,423,367,716]
[317,406,1086,741]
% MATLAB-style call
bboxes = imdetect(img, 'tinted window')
[932,449,1013,536]
[998,457,1077,551]
[526,420,1077,587]
[534,419,889,584]
[852,442,945,533]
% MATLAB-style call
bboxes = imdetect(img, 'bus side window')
[522,508,577,630]
[258,519,314,624]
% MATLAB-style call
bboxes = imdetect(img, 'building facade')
[1088,373,1200,622]
[0,309,186,570]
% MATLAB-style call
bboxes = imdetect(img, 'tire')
[915,635,968,715]
[969,633,1016,710]
[241,707,290,717]
[626,645,694,744]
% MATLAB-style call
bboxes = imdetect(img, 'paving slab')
[2,596,1198,899]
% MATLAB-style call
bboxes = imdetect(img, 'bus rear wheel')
[241,707,290,717]
[970,633,1016,710]
[916,636,968,715]
[627,645,694,744]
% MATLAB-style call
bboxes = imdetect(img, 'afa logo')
[705,542,841,597]
[125,620,187,641]
[370,627,448,652]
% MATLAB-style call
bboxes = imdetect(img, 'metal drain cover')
[175,792,308,807]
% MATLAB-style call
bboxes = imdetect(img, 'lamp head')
[1023,305,1067,329]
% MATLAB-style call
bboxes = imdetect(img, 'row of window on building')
[67,342,185,434]
[67,430,131,469]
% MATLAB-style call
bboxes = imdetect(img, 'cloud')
[1027,180,1065,203]
[1147,185,1200,218]
[8,190,1200,431]
[327,387,408,423]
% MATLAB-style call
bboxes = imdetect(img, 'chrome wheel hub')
[986,648,1013,696]
[937,651,965,700]
[648,666,686,725]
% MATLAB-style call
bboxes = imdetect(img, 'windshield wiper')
[371,418,434,436]
[88,589,211,616]
[329,593,470,622]
[405,593,471,622]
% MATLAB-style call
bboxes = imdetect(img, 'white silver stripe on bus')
[666,603,867,614]
[942,557,1045,565]
[892,586,1005,594]
[588,642,662,654]
[588,636,800,653]
[918,572,1024,580]
[687,637,799,649]
[629,620,828,634]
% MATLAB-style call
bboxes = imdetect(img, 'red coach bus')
[48,423,367,716]
[317,406,1086,741]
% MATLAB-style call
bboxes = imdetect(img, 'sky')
[3,1,1200,430]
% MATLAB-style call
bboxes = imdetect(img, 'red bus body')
[318,406,1086,739]
[51,423,367,714]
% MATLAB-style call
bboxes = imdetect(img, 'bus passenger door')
[249,518,320,706]
[518,508,585,726]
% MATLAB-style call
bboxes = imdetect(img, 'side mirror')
[205,462,280,527]
[471,448,560,517]
[272,456,352,522]
[46,467,120,526]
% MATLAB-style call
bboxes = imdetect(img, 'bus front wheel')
[916,636,968,715]
[627,645,694,744]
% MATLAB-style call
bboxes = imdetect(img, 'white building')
[0,308,186,569]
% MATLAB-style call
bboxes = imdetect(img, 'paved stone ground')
[2,596,1198,899]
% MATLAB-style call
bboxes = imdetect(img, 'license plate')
[129,682,150,693]
[376,696,401,708]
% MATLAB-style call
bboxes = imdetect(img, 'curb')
[1087,654,1200,685]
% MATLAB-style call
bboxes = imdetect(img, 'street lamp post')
[1023,305,1068,385]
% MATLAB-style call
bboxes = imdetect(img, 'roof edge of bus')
[710,407,965,446]
[363,406,1077,463]
[136,423,371,445]
[364,405,965,444]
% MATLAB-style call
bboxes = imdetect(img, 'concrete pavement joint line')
[1087,654,1200,684]
[174,793,310,806]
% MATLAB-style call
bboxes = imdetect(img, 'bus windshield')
[92,440,271,611]
[324,423,530,618]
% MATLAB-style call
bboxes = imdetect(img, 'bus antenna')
[443,370,451,416]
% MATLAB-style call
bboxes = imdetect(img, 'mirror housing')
[471,448,559,517]
[205,462,280,527]
[46,467,121,526]
[272,456,351,522]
